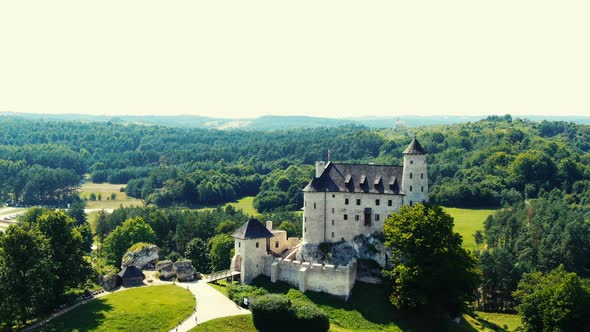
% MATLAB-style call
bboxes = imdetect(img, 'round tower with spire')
[401,137,428,206]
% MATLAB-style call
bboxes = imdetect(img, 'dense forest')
[1,115,589,212]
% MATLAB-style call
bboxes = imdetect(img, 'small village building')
[118,265,145,287]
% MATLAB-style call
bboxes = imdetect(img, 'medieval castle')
[231,138,428,298]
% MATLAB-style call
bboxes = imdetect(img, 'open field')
[443,207,496,251]
[36,285,194,332]
[189,315,256,332]
[473,312,521,331]
[79,182,143,209]
[197,196,261,217]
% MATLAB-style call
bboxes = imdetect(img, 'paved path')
[169,280,250,332]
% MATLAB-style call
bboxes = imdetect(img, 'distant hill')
[1,112,589,130]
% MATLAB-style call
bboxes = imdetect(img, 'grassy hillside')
[36,285,194,332]
[443,207,495,251]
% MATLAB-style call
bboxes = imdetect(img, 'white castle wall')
[264,256,357,298]
[303,192,403,244]
[402,154,429,205]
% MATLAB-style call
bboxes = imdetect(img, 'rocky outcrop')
[298,232,391,282]
[121,244,159,269]
[173,259,197,281]
[100,273,118,291]
[156,260,176,280]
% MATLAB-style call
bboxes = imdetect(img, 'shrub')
[250,294,293,332]
[227,283,267,306]
[291,304,330,332]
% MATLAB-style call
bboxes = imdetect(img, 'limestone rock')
[297,232,391,279]
[121,244,159,269]
[100,273,118,291]
[156,260,176,280]
[173,259,196,281]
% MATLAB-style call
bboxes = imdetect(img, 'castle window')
[345,198,349,205]
[356,199,361,206]
[355,215,360,221]
[421,186,424,192]
[256,242,259,248]
[332,220,334,225]
[304,227,306,232]
[331,232,334,238]
[239,242,241,248]
[275,241,279,248]
[342,237,345,241]
[410,173,413,179]
[332,208,334,213]
[388,200,392,206]
[375,199,380,206]
[314,203,316,209]
[410,160,414,164]
[375,214,380,221]
[410,201,413,206]
[332,194,335,198]
[364,213,371,226]
[421,173,424,179]
[410,186,413,192]
[344,214,348,220]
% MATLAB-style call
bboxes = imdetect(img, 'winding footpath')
[169,279,250,332]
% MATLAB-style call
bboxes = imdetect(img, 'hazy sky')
[1,1,588,118]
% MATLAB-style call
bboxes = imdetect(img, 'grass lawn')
[473,312,521,331]
[37,285,194,332]
[250,276,489,332]
[196,196,261,217]
[443,207,495,251]
[189,315,256,332]
[79,182,143,209]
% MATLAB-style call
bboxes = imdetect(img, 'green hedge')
[250,294,293,332]
[227,283,268,306]
[250,294,330,332]
[292,304,330,332]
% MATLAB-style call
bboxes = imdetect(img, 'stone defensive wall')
[263,256,357,299]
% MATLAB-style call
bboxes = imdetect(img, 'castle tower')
[401,137,428,206]
[231,219,274,284]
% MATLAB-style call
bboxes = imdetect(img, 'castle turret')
[401,137,428,206]
[231,219,274,284]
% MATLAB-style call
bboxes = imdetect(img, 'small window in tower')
[410,173,413,179]
[304,227,306,232]
[331,232,334,238]
[341,237,345,241]
[332,208,335,213]
[332,194,335,198]
[388,200,392,206]
[421,173,424,179]
[356,199,361,206]
[410,201,413,206]
[275,241,279,248]
[376,199,380,206]
[421,186,424,192]
[256,242,259,248]
[344,214,348,220]
[410,186,413,192]
[355,215,360,221]
[410,160,414,164]
[239,242,241,248]
[375,214,380,221]
[331,220,334,225]
[345,198,349,205]
[314,203,316,209]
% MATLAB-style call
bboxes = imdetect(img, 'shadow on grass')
[251,276,472,331]
[39,298,113,332]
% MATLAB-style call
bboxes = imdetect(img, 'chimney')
[315,161,326,178]
[266,221,273,231]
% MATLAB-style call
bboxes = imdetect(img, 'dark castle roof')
[403,138,426,155]
[232,219,274,240]
[118,265,144,278]
[303,162,403,194]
